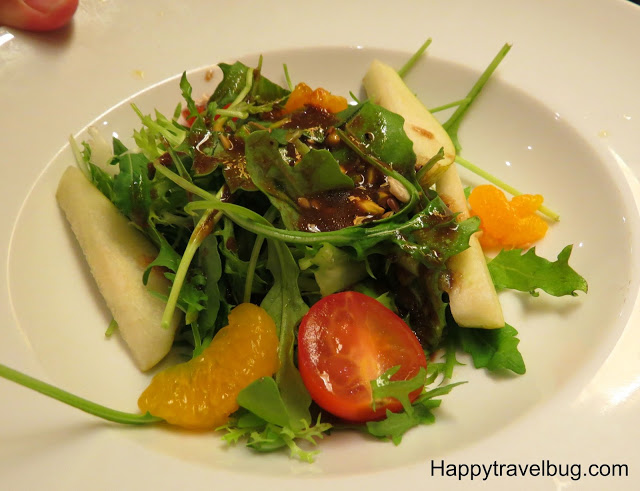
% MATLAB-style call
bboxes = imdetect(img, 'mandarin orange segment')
[283,82,348,114]
[468,184,548,250]
[138,303,279,430]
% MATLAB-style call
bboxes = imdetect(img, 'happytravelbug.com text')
[431,459,629,482]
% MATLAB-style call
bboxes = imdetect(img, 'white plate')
[2,1,640,489]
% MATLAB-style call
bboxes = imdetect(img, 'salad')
[0,41,588,462]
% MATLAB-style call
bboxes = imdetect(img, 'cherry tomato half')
[297,291,427,422]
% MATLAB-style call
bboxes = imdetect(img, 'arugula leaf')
[112,138,128,156]
[243,131,300,227]
[251,71,290,105]
[343,101,416,178]
[111,139,152,229]
[488,245,588,297]
[366,405,435,445]
[193,234,225,353]
[72,138,116,200]
[216,217,252,303]
[365,366,465,444]
[143,227,182,282]
[88,163,115,201]
[210,61,289,107]
[433,335,465,381]
[244,130,354,229]
[417,381,466,402]
[215,141,258,193]
[179,72,199,121]
[156,207,222,330]
[209,62,249,106]
[409,198,480,266]
[454,322,526,375]
[261,239,312,427]
[141,222,212,343]
[163,268,207,325]
[294,150,355,192]
[371,366,426,414]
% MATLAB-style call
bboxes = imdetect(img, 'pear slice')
[362,59,455,186]
[363,59,503,328]
[56,166,181,370]
[436,165,504,328]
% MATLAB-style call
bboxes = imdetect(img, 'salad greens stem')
[186,199,433,248]
[429,97,471,113]
[244,235,266,303]
[455,155,560,221]
[250,56,264,100]
[397,38,432,78]
[167,147,191,182]
[213,67,255,132]
[283,64,293,91]
[105,318,118,337]
[161,207,223,329]
[157,212,192,228]
[243,207,278,303]
[215,108,248,119]
[152,164,226,328]
[230,68,255,109]
[0,363,162,425]
[443,43,512,151]
[153,163,216,201]
[267,117,291,130]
